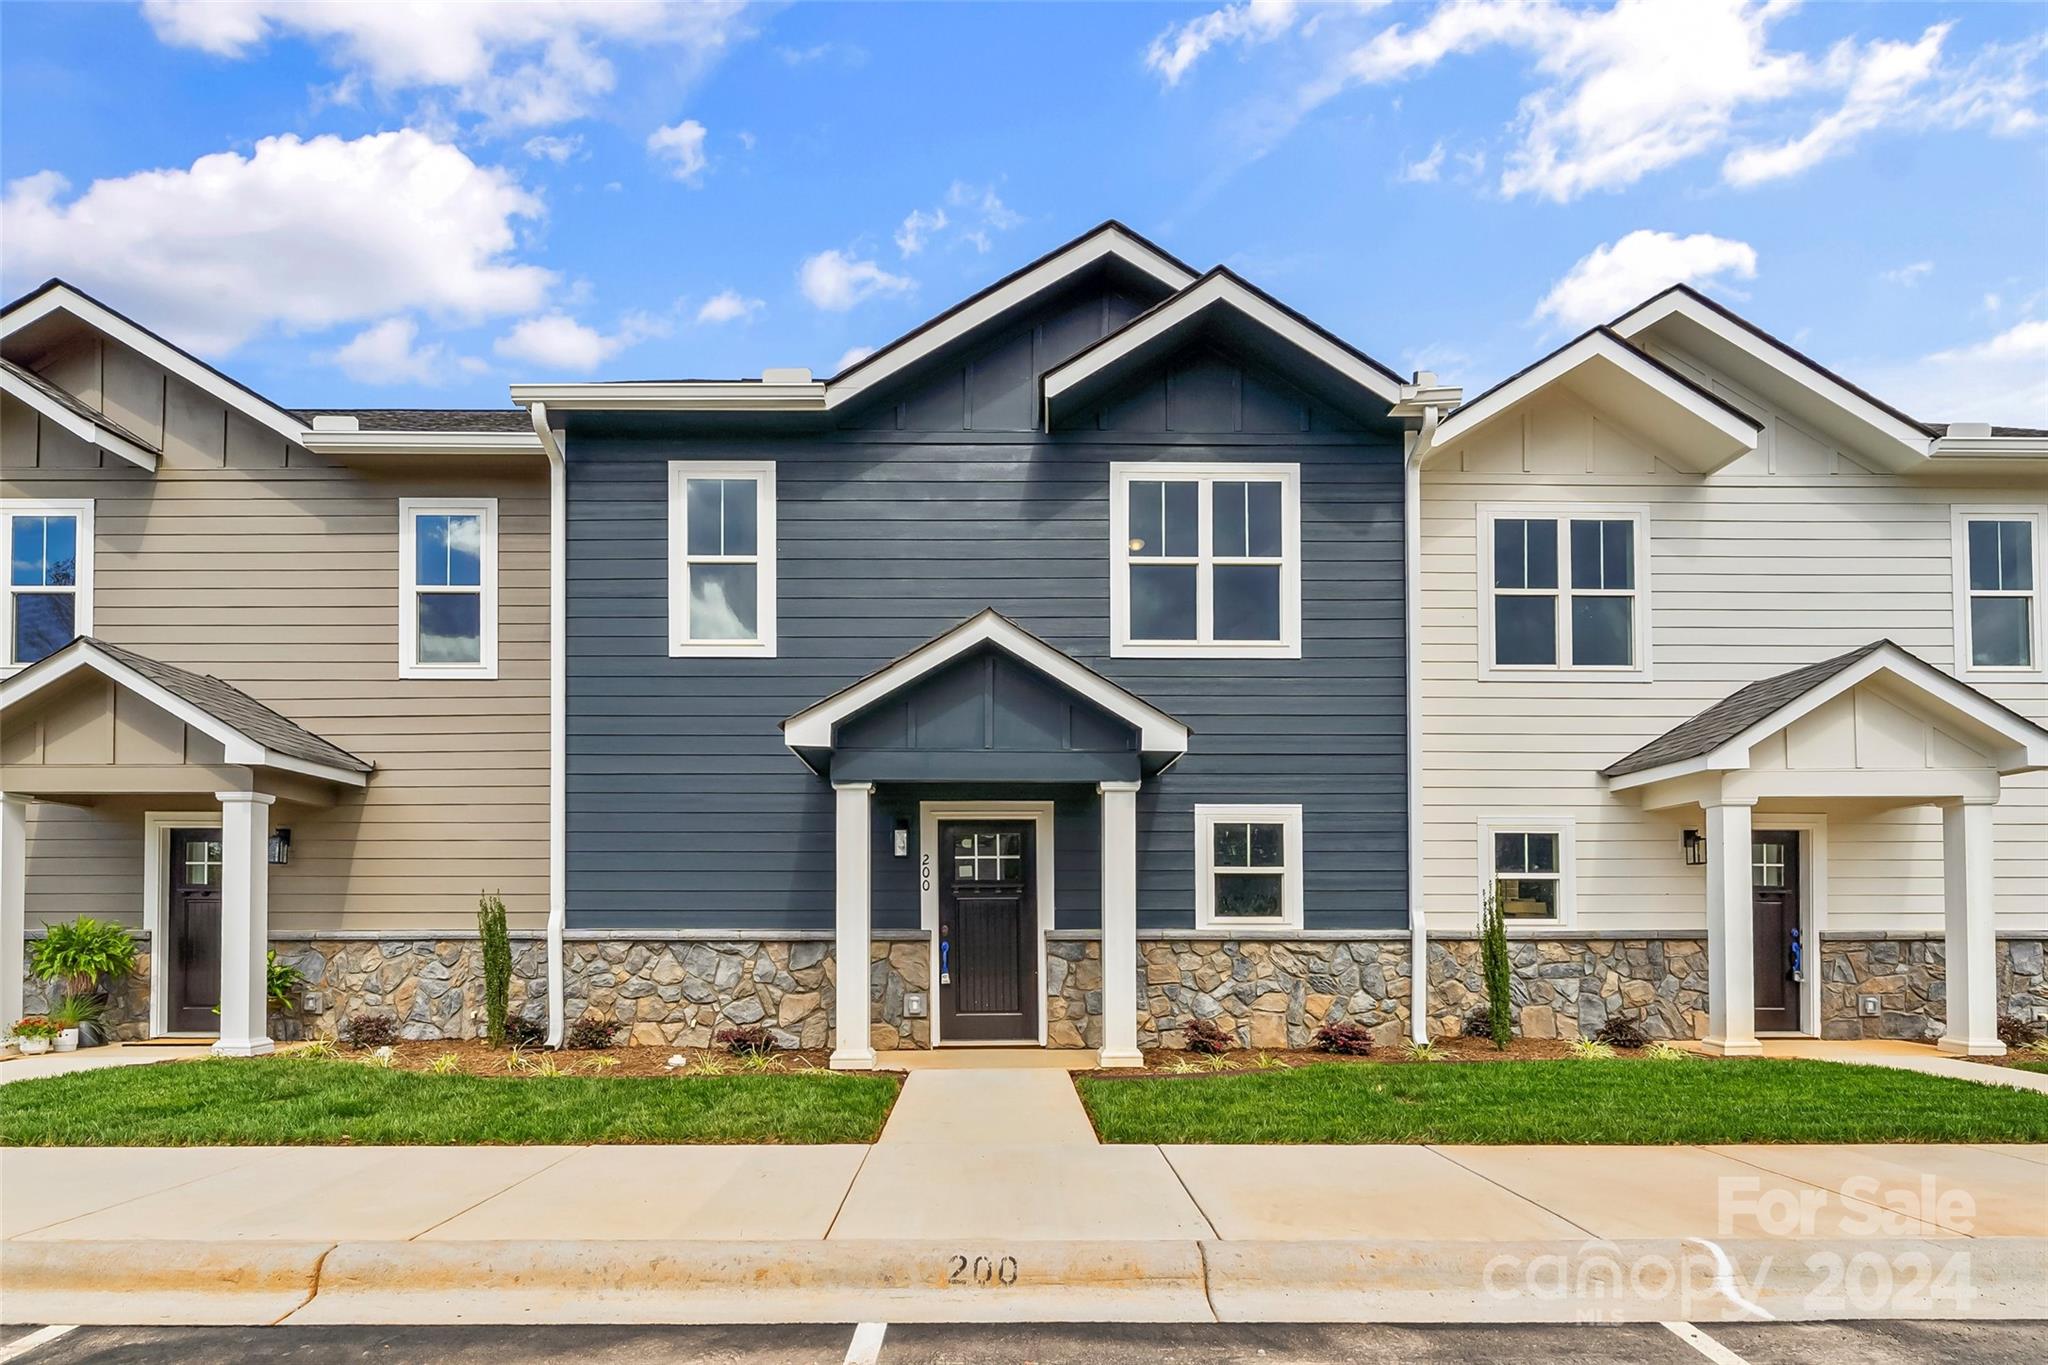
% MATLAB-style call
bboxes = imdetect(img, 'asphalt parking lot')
[4,1320,2044,1364]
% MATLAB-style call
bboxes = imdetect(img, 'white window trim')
[1477,816,1576,929]
[1477,504,1652,682]
[668,460,778,658]
[1109,462,1302,660]
[142,810,223,1038]
[918,800,1056,1048]
[398,497,499,680]
[1952,504,2045,678]
[1,498,94,677]
[1194,802,1305,930]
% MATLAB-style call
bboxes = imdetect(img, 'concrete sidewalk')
[1755,1038,2048,1093]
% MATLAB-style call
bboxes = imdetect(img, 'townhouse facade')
[2,223,2043,1066]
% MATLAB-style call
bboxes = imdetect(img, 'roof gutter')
[529,402,570,1049]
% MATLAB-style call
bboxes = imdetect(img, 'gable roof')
[0,636,371,785]
[0,356,161,470]
[298,408,533,433]
[1603,640,2048,786]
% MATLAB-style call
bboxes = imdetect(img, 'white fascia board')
[1610,290,1931,468]
[1929,437,2048,461]
[508,381,827,412]
[1428,331,1759,471]
[825,231,1198,413]
[0,642,369,788]
[0,367,159,471]
[301,430,545,457]
[1042,273,1404,424]
[0,286,306,446]
[783,609,1189,755]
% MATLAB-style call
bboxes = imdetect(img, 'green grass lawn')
[0,1057,899,1146]
[1076,1059,2048,1145]
[2014,1061,2048,1077]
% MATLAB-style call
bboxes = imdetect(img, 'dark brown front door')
[1752,830,1802,1033]
[167,828,223,1033]
[937,821,1038,1043]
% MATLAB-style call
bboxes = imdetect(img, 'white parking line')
[844,1321,888,1365]
[1662,1321,1750,1365]
[0,1325,77,1363]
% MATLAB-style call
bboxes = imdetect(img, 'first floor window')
[1956,508,2041,671]
[1112,463,1301,658]
[3,499,92,670]
[669,460,777,656]
[1195,803,1304,929]
[1482,820,1572,924]
[399,498,497,679]
[1482,507,1648,675]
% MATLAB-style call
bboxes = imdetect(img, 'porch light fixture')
[1682,829,1706,866]
[268,828,292,865]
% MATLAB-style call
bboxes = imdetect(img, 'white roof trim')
[1425,330,1760,473]
[1929,435,2048,461]
[1,284,307,446]
[783,609,1189,755]
[1607,643,2048,791]
[0,365,158,471]
[0,641,369,788]
[1042,271,1403,426]
[508,379,828,412]
[301,430,545,457]
[1610,288,1931,469]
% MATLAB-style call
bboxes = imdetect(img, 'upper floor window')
[399,498,497,680]
[1479,506,1650,679]
[1953,507,2042,674]
[669,460,777,657]
[1195,803,1304,929]
[3,499,92,672]
[1109,462,1301,659]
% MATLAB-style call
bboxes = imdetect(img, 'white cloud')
[1398,141,1446,182]
[647,119,709,183]
[1534,229,1758,331]
[328,316,452,384]
[0,130,552,353]
[1146,0,1302,86]
[522,133,583,163]
[1881,261,1934,287]
[1871,318,2048,427]
[493,311,667,372]
[798,249,913,311]
[695,289,763,324]
[895,208,948,257]
[141,0,751,130]
[835,345,877,373]
[1721,24,1946,187]
[947,181,1022,231]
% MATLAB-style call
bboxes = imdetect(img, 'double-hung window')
[1480,818,1573,924]
[1481,506,1649,677]
[399,498,497,679]
[1194,803,1304,929]
[3,499,92,672]
[669,460,777,657]
[1110,463,1300,658]
[1953,507,2042,674]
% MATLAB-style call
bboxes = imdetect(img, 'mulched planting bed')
[330,1039,837,1078]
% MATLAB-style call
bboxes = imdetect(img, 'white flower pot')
[54,1029,79,1053]
[17,1037,50,1055]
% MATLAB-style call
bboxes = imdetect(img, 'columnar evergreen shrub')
[1480,891,1513,1051]
[478,890,511,1046]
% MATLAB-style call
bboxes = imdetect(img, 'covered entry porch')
[781,610,1189,1070]
[1606,642,2048,1057]
[1,637,371,1054]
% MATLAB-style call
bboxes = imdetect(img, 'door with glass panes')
[936,821,1038,1042]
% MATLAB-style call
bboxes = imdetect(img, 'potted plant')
[48,993,103,1053]
[30,917,141,1047]
[10,1016,59,1056]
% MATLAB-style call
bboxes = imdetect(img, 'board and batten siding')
[564,294,1408,935]
[1,327,550,932]
[1418,365,2048,935]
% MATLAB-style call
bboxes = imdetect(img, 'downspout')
[1404,401,1440,1044]
[529,401,568,1048]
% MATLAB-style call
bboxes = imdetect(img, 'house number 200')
[947,1254,1018,1286]
[920,852,932,893]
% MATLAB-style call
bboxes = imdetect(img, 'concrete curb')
[0,1240,331,1325]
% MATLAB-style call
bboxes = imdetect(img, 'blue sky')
[3,1,2044,422]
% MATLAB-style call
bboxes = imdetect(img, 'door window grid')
[953,831,1023,883]
[1753,841,1788,889]
[183,838,223,887]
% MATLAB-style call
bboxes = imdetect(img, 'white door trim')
[142,810,222,1039]
[1754,813,1827,1038]
[918,800,1055,1048]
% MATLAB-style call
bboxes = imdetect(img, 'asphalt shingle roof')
[296,408,532,433]
[1,358,162,453]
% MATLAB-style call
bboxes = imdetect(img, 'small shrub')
[506,1014,548,1048]
[583,1055,620,1074]
[735,1049,779,1072]
[1643,1041,1691,1063]
[503,1047,531,1073]
[689,1053,734,1076]
[1462,1006,1495,1040]
[1249,1052,1292,1070]
[714,1025,776,1056]
[1404,1040,1439,1062]
[1312,1021,1375,1056]
[478,891,511,1047]
[529,1056,566,1078]
[2025,1038,2048,1057]
[564,1016,622,1050]
[1479,891,1513,1051]
[362,1045,397,1068]
[265,952,305,1014]
[1181,1017,1233,1054]
[291,1038,339,1061]
[30,917,140,995]
[1160,1055,1206,1075]
[1568,1039,1617,1060]
[427,1053,461,1075]
[1997,1014,2044,1048]
[344,1014,399,1050]
[1593,1016,1650,1050]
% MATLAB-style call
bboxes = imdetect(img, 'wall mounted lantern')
[268,828,292,865]
[1682,829,1706,866]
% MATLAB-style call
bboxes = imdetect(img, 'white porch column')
[1939,798,2004,1056]
[1701,798,1761,1057]
[212,791,276,1057]
[1098,780,1143,1068]
[829,781,876,1070]
[2,795,28,1042]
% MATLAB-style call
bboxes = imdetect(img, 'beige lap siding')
[1,329,548,934]
[1418,379,2048,937]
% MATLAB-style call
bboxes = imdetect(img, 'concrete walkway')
[1757,1038,2048,1093]
[0,1043,209,1086]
